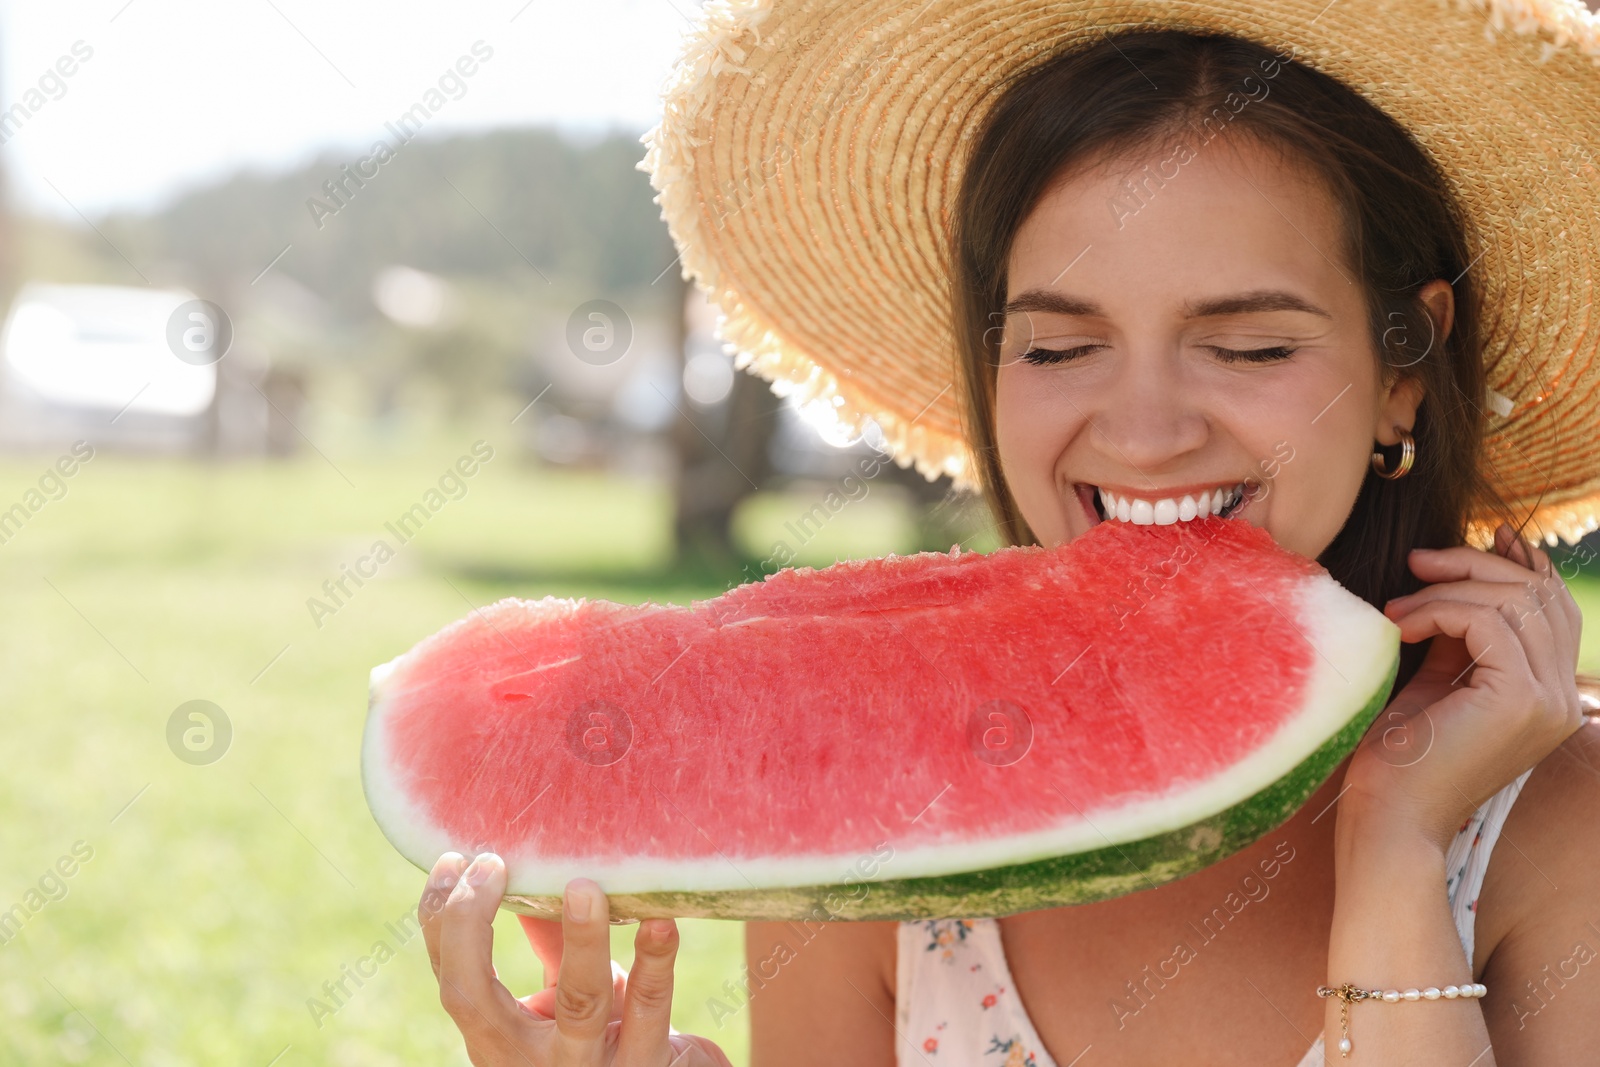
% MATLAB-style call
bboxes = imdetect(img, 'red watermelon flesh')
[362,516,1398,920]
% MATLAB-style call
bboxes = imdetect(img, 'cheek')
[1259,407,1378,558]
[994,367,1073,482]
[994,366,1085,542]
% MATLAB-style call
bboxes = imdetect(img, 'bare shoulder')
[1477,720,1600,954]
[1475,720,1600,1060]
[744,918,899,1067]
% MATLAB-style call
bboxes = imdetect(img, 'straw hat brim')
[642,0,1600,547]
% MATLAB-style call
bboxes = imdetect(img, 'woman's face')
[994,133,1441,559]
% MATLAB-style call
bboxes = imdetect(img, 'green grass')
[0,449,757,1067]
[1,447,1596,1066]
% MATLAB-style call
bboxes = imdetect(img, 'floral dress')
[893,770,1532,1067]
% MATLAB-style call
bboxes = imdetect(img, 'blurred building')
[0,282,300,455]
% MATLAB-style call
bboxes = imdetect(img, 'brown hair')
[950,30,1546,692]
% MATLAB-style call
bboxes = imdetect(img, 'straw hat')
[641,0,1600,547]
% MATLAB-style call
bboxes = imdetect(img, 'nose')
[1086,346,1208,473]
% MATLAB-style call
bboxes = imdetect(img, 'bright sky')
[0,0,694,218]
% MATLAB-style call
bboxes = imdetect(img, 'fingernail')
[466,852,500,887]
[647,918,673,944]
[565,882,592,922]
[432,855,463,891]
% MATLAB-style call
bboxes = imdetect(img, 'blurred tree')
[96,127,676,317]
[670,276,781,572]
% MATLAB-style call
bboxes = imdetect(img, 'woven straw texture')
[642,0,1600,546]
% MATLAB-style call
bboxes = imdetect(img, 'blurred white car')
[0,283,220,451]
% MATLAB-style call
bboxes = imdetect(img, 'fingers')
[1396,596,1584,760]
[1408,525,1576,637]
[1494,522,1552,576]
[1406,543,1552,587]
[516,960,623,1022]
[552,878,617,1058]
[1385,578,1567,684]
[1388,598,1561,729]
[518,913,565,988]
[1387,577,1560,626]
[1388,598,1523,681]
[1392,529,1581,674]
[1492,524,1583,638]
[422,852,468,980]
[615,919,680,1065]
[437,853,537,1048]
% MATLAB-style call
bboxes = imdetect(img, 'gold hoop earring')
[1371,428,1415,480]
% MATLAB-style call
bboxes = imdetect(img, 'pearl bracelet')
[1317,981,1487,1057]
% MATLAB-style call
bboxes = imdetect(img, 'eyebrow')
[1002,288,1333,320]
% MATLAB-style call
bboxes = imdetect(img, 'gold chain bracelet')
[1317,981,1487,1056]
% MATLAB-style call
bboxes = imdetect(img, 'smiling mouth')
[1078,481,1259,526]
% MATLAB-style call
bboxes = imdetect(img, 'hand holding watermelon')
[1346,522,1586,849]
[419,851,734,1067]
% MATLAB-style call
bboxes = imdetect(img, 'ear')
[1416,278,1455,347]
[1374,279,1452,444]
[1377,373,1425,446]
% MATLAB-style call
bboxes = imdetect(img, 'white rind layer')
[361,574,1399,895]
[363,656,460,886]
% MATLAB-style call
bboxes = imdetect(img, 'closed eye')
[1016,344,1298,366]
[1211,344,1298,364]
[1016,344,1100,365]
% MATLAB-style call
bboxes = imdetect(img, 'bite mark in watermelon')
[361,517,1398,921]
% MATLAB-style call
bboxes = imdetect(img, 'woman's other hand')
[1344,521,1585,847]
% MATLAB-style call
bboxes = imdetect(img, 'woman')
[417,2,1600,1063]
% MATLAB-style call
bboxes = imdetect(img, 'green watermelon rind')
[499,649,1398,923]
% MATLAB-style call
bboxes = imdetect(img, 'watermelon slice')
[362,517,1398,921]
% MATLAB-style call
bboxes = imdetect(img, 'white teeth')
[1094,483,1246,524]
